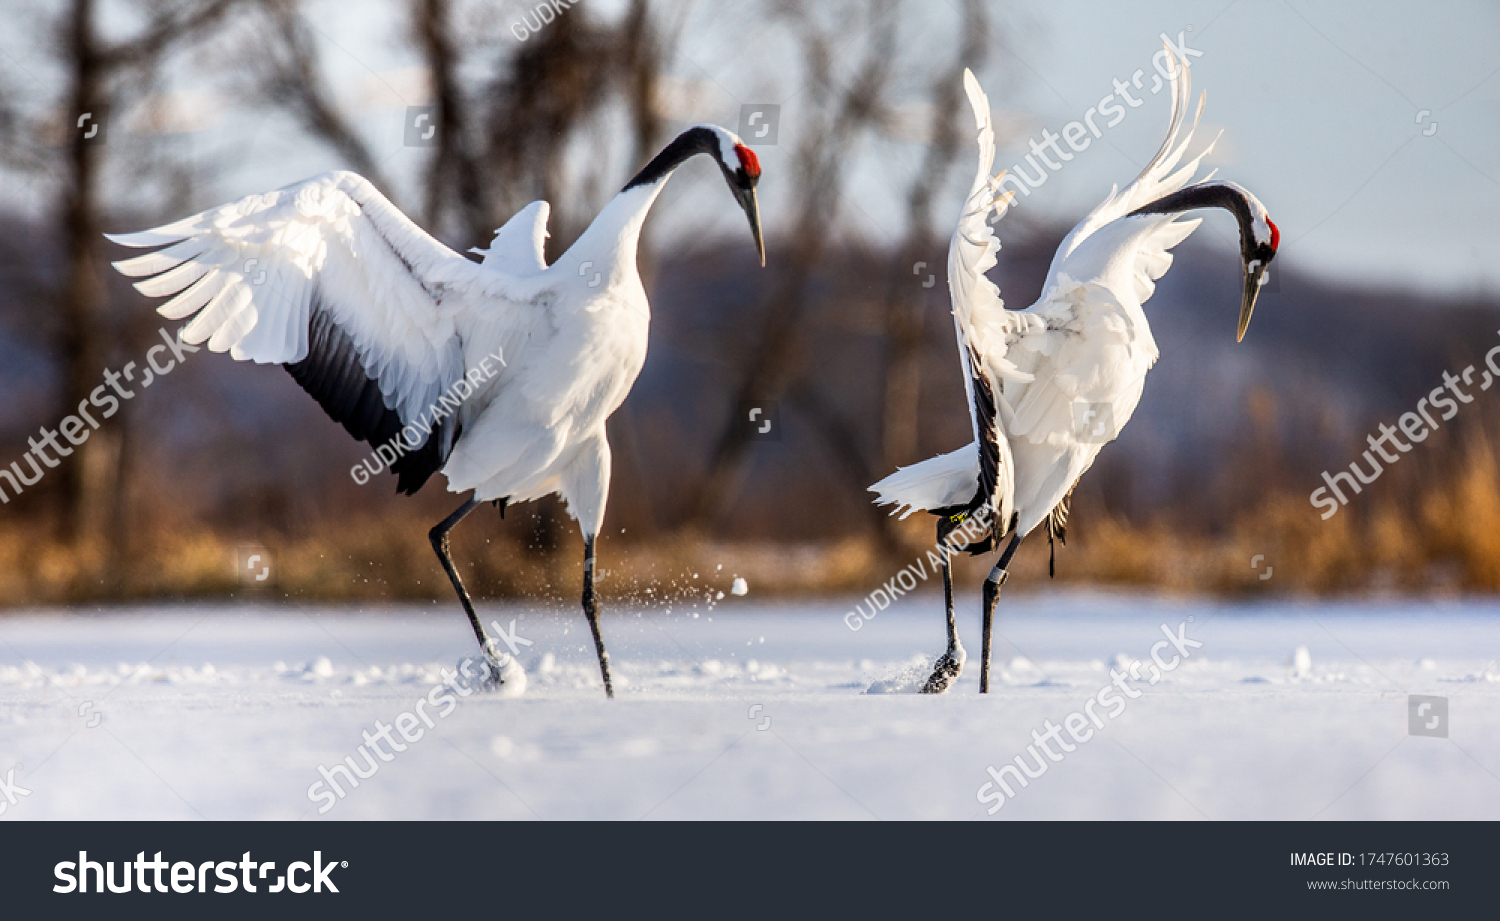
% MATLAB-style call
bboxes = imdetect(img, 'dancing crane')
[108,125,765,699]
[870,52,1277,693]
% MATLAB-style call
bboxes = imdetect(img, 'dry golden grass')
[1420,438,1500,590]
[7,432,1500,604]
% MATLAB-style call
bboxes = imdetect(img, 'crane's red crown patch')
[734,143,760,179]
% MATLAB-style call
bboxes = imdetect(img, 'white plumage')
[109,124,766,698]
[871,50,1278,694]
[873,59,1214,535]
[110,170,649,530]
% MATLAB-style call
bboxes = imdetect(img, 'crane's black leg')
[922,519,966,694]
[582,535,614,698]
[980,532,1022,694]
[429,496,505,682]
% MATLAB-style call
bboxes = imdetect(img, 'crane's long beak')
[738,185,765,267]
[1237,258,1269,343]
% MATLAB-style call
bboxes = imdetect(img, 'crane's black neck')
[1127,182,1261,260]
[624,127,721,191]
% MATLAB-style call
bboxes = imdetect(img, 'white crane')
[107,125,765,699]
[870,51,1278,693]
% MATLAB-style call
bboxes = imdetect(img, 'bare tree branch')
[682,0,897,527]
[412,0,489,243]
[881,0,991,471]
[96,0,242,70]
[251,0,393,194]
[480,9,615,253]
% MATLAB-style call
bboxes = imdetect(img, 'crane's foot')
[455,641,528,696]
[921,648,966,694]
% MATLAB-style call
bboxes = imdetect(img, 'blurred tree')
[684,0,994,552]
[250,0,393,193]
[411,0,483,239]
[682,1,897,535]
[54,0,240,565]
[879,0,990,475]
[7,0,1488,602]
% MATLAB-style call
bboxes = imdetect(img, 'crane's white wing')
[470,200,550,274]
[1003,43,1213,461]
[940,67,1057,530]
[871,68,1039,524]
[108,170,542,493]
[1038,45,1214,304]
[995,46,1213,535]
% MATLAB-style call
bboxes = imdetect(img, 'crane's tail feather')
[869,445,981,520]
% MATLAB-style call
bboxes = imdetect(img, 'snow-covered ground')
[1,591,1497,820]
